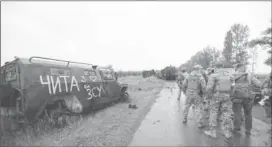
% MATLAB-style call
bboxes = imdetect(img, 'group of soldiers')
[177,62,272,140]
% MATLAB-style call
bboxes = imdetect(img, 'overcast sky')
[1,1,271,73]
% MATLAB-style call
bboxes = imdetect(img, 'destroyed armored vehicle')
[0,56,129,127]
[161,66,177,81]
[142,69,156,78]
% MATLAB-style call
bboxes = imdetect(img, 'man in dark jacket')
[232,63,262,136]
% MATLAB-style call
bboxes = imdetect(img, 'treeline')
[116,71,142,77]
[115,22,271,79]
[180,23,272,71]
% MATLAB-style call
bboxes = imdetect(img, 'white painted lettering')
[97,86,103,97]
[70,76,80,92]
[40,75,52,94]
[59,76,69,92]
[81,76,86,83]
[92,87,98,97]
[50,76,61,94]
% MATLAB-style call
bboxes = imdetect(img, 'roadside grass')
[1,115,85,146]
[0,76,164,146]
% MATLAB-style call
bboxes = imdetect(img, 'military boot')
[204,129,217,138]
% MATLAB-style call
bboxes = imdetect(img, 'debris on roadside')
[152,120,160,124]
[128,104,138,109]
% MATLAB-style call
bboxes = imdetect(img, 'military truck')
[161,66,177,81]
[142,69,156,78]
[0,56,129,129]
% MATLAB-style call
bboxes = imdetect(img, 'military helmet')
[207,67,215,70]
[193,65,202,69]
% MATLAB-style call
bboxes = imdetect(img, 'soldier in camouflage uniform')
[177,69,189,101]
[200,67,208,84]
[204,68,215,119]
[182,65,206,128]
[204,62,235,138]
[232,63,262,136]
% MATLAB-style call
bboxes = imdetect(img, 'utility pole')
[250,46,258,74]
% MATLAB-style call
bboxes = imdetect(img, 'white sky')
[1,1,271,73]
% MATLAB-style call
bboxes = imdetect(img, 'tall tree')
[230,23,250,66]
[179,46,221,70]
[222,30,233,63]
[249,25,272,66]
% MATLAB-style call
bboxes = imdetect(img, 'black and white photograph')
[0,0,271,146]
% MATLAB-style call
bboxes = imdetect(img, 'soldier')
[177,69,189,101]
[204,67,215,119]
[182,65,206,128]
[204,62,235,138]
[260,73,272,144]
[200,67,208,84]
[232,63,262,136]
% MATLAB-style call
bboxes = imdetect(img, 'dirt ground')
[0,76,165,146]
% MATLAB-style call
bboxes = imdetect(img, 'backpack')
[187,74,200,91]
[215,71,232,92]
[234,73,252,99]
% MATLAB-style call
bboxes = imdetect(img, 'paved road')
[129,82,270,146]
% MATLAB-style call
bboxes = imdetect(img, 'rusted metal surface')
[0,56,129,125]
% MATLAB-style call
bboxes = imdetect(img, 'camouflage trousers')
[183,93,204,124]
[209,93,233,132]
[204,99,210,118]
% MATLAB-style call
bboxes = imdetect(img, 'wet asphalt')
[129,82,271,146]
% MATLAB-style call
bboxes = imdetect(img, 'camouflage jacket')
[182,71,206,96]
[206,72,235,99]
[177,72,189,86]
[202,72,208,84]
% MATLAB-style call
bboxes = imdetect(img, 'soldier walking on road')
[204,68,215,119]
[177,69,189,101]
[200,67,209,84]
[204,62,235,139]
[182,65,206,128]
[232,63,262,136]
